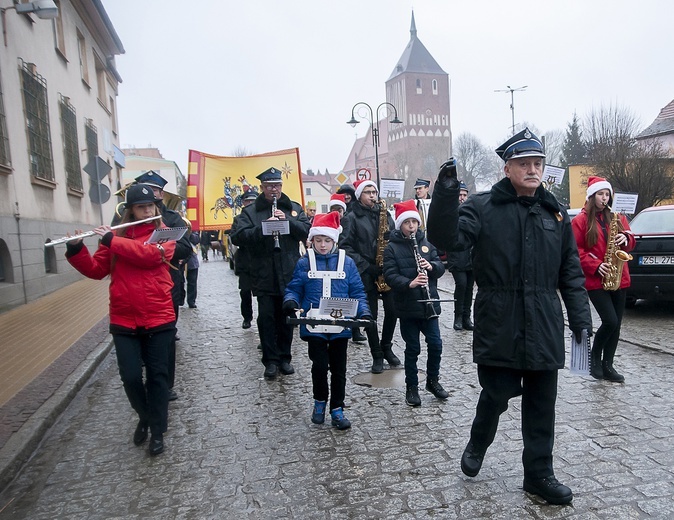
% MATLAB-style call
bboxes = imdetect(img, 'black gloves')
[437,157,459,189]
[282,300,298,317]
[571,328,593,344]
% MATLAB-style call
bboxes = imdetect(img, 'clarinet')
[271,195,281,251]
[410,232,439,319]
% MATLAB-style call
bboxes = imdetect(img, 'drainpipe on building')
[14,202,28,305]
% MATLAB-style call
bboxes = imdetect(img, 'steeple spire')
[410,11,417,38]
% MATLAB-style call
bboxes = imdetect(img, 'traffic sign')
[356,168,371,181]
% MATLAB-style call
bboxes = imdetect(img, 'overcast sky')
[104,0,673,178]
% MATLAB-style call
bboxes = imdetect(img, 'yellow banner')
[187,148,304,231]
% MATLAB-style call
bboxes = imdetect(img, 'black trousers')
[308,337,348,411]
[588,288,626,365]
[451,270,474,318]
[113,329,173,436]
[257,294,293,367]
[469,365,558,479]
[239,273,253,322]
[186,268,198,306]
[364,287,397,358]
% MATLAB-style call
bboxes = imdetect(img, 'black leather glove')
[571,328,593,344]
[437,157,459,189]
[282,300,298,317]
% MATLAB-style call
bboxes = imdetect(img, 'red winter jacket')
[67,222,176,329]
[571,208,635,291]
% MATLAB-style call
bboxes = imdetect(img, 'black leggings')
[588,288,626,365]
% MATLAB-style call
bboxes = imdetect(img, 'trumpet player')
[230,167,310,380]
[383,200,448,407]
[572,176,635,382]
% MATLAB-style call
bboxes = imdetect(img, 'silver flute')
[44,215,162,247]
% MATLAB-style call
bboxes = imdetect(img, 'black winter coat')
[339,201,395,289]
[427,177,592,370]
[445,248,472,272]
[229,192,310,296]
[383,229,445,318]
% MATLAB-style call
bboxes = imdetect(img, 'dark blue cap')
[124,183,162,207]
[134,170,168,189]
[256,167,283,183]
[242,190,258,201]
[459,181,468,191]
[495,127,545,162]
[413,178,430,189]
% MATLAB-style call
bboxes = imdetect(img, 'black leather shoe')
[382,348,401,367]
[405,386,421,407]
[351,328,367,343]
[168,389,178,401]
[188,303,197,308]
[462,317,474,330]
[602,362,625,383]
[264,364,278,379]
[523,475,573,505]
[133,420,148,446]
[461,442,485,477]
[425,378,449,399]
[279,362,295,375]
[242,319,252,329]
[371,357,384,374]
[453,316,463,330]
[148,435,164,456]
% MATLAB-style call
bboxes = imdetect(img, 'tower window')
[416,79,422,94]
[432,79,438,95]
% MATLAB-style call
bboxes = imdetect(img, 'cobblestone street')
[1,257,673,519]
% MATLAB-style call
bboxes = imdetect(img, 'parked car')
[625,204,674,307]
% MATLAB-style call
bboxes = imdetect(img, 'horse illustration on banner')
[211,177,243,220]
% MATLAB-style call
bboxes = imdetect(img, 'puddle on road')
[353,368,425,388]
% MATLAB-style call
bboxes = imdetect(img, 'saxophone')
[602,207,633,291]
[374,199,391,293]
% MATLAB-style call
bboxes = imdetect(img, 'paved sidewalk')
[0,259,673,518]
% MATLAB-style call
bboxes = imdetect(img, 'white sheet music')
[317,297,358,318]
[570,329,591,376]
[145,227,188,244]
[261,220,290,236]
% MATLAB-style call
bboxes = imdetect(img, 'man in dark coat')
[230,190,258,329]
[340,179,401,374]
[230,167,311,379]
[427,128,592,506]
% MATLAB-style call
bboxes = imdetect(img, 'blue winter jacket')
[284,249,370,341]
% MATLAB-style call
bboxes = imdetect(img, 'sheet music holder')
[261,220,290,236]
[145,227,188,244]
[570,329,591,376]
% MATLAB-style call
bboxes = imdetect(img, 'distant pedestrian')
[65,184,175,456]
[230,190,258,329]
[284,212,371,429]
[572,176,635,382]
[383,200,448,407]
[185,231,200,308]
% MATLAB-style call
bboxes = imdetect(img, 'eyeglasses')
[361,190,378,196]
[263,184,282,191]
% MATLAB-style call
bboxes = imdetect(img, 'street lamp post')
[347,101,402,190]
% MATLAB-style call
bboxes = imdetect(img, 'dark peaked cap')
[413,178,430,188]
[256,167,283,183]
[134,170,168,189]
[495,127,546,162]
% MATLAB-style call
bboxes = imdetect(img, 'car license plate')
[639,255,674,265]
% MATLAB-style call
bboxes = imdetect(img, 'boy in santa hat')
[383,199,449,407]
[283,212,371,430]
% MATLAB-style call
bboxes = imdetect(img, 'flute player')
[65,184,176,456]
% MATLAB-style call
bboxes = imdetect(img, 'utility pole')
[495,85,527,134]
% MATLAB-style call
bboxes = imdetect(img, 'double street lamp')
[347,102,402,189]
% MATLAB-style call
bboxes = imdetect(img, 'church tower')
[386,12,452,195]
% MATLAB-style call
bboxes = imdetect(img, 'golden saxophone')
[374,199,391,293]
[602,206,633,291]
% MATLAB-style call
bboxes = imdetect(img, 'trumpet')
[44,215,162,247]
[271,195,281,251]
[410,232,439,319]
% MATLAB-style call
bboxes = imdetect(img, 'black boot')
[425,377,449,399]
[602,361,625,383]
[406,385,421,407]
[453,313,463,330]
[590,345,603,379]
[371,357,384,374]
[382,345,401,367]
[462,315,474,330]
[351,327,367,343]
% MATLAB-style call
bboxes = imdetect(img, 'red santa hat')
[353,179,378,200]
[329,193,347,212]
[308,211,342,243]
[586,176,613,200]
[393,199,422,230]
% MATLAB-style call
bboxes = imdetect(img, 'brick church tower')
[343,12,451,198]
[387,12,452,196]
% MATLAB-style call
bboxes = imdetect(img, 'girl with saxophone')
[65,184,176,455]
[383,200,448,407]
[572,176,635,382]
